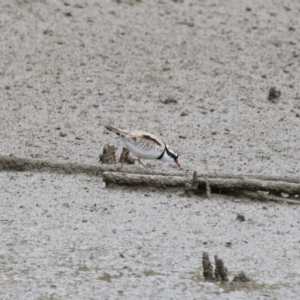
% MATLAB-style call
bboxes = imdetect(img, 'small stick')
[205,180,211,199]
[214,255,228,282]
[202,252,214,280]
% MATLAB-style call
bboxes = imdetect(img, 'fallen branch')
[241,191,300,205]
[103,172,189,188]
[1,154,300,183]
[0,154,185,177]
[0,154,117,175]
[197,177,300,194]
[1,154,300,204]
[103,172,300,204]
[197,173,300,184]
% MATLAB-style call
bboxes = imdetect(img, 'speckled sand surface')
[1,0,300,299]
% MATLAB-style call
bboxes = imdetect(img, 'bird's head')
[165,145,180,167]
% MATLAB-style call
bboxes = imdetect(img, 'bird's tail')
[104,124,130,136]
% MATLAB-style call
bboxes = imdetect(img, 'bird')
[104,124,180,168]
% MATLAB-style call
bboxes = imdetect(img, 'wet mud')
[1,0,300,299]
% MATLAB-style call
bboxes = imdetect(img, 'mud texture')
[99,143,117,164]
[1,0,300,299]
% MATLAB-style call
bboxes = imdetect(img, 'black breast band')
[157,143,166,160]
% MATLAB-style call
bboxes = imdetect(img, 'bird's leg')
[120,149,129,168]
[137,158,147,169]
[120,157,125,168]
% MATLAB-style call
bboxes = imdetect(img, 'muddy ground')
[1,0,300,299]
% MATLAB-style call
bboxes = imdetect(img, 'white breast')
[160,149,174,163]
[120,136,163,159]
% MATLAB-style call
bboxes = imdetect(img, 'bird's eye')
[166,147,178,160]
[171,152,178,159]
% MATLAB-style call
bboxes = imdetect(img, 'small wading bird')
[104,124,180,168]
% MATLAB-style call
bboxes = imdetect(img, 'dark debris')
[161,96,178,104]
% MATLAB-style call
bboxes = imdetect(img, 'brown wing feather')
[104,124,130,136]
[105,125,166,153]
[127,131,165,152]
[142,135,162,146]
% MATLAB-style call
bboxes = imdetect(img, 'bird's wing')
[104,124,131,136]
[127,131,165,152]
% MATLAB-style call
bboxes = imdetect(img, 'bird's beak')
[174,159,180,167]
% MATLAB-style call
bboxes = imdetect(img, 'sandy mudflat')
[1,0,300,299]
